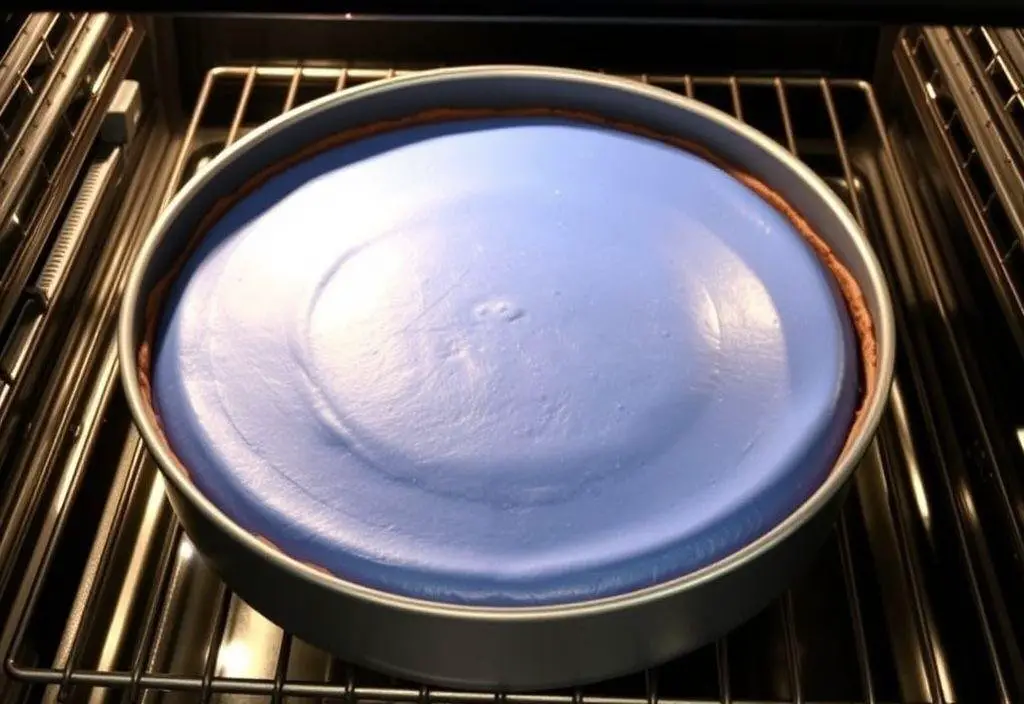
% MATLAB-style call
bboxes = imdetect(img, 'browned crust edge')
[136,107,878,568]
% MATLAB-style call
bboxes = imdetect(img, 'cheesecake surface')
[149,114,861,606]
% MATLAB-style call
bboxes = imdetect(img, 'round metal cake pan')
[119,65,896,691]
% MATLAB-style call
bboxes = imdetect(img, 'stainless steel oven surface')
[1,14,1024,703]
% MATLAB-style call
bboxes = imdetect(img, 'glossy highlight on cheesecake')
[150,114,860,606]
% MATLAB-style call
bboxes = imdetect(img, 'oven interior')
[1,14,1024,704]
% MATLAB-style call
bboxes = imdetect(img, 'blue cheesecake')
[143,111,870,607]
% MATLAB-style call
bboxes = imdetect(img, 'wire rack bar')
[0,13,66,139]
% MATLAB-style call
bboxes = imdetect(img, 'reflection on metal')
[931,643,957,704]
[890,383,932,530]
[853,440,936,703]
[177,536,195,562]
[86,476,171,704]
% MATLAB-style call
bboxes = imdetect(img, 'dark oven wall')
[163,16,887,107]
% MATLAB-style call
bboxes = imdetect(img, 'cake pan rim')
[118,64,896,620]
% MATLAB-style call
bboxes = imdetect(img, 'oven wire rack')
[896,27,1024,359]
[2,36,1023,704]
[0,12,141,441]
